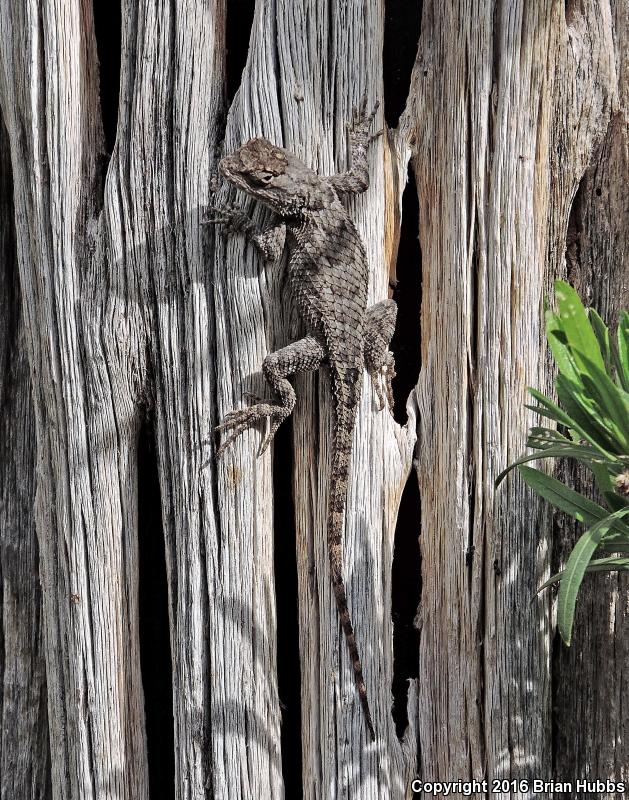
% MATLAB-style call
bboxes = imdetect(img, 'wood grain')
[0,114,50,800]
[0,0,626,797]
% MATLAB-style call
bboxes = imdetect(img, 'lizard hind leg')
[363,299,397,414]
[216,336,325,457]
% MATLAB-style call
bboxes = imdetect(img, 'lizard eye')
[256,172,274,184]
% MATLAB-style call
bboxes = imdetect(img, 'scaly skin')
[206,99,396,741]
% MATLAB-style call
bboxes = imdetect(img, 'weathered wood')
[211,2,418,796]
[401,3,556,785]
[400,0,627,793]
[0,1,150,796]
[106,1,249,796]
[0,0,626,797]
[0,117,50,800]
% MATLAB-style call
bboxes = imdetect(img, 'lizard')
[205,98,397,741]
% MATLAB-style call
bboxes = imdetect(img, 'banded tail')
[328,365,375,741]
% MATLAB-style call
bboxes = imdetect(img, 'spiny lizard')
[206,98,397,741]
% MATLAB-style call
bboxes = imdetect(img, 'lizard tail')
[328,366,375,741]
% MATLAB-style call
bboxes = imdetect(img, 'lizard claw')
[242,390,267,404]
[202,203,252,235]
[214,393,266,431]
[357,93,368,122]
[215,403,288,457]
[366,99,380,124]
[369,357,396,415]
[348,97,381,148]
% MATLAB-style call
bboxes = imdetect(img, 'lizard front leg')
[216,336,324,456]
[203,203,286,261]
[327,96,381,196]
[364,299,397,414]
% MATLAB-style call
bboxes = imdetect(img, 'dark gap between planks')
[383,0,423,731]
[390,163,422,424]
[383,0,422,127]
[272,419,304,798]
[225,0,256,105]
[93,0,121,157]
[137,417,175,797]
[391,469,422,739]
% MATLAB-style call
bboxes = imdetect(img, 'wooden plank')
[0,115,51,800]
[0,0,626,795]
[0,2,150,796]
[214,1,419,796]
[402,1,627,793]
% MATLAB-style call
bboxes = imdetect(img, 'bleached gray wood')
[0,0,286,795]
[103,1,279,797]
[400,0,628,794]
[0,1,151,796]
[0,0,626,797]
[0,118,50,800]
[212,1,419,796]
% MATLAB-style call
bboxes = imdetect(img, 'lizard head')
[219,138,332,215]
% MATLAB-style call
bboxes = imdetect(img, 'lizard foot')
[383,359,396,416]
[202,203,253,235]
[216,403,288,457]
[369,356,396,416]
[347,95,381,149]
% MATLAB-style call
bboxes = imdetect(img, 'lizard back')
[287,203,369,368]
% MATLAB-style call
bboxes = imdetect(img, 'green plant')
[497,280,629,645]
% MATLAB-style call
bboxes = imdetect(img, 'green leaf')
[590,464,615,496]
[616,311,629,391]
[528,385,617,458]
[494,446,591,488]
[524,403,571,428]
[495,438,616,489]
[557,531,603,644]
[554,280,605,373]
[584,557,629,570]
[528,388,587,436]
[596,541,629,554]
[557,507,629,644]
[578,355,629,449]
[589,308,612,372]
[556,375,623,454]
[528,427,572,444]
[538,556,629,593]
[517,465,629,536]
[546,310,580,384]
[603,490,629,512]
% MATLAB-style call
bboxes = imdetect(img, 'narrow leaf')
[589,308,612,371]
[590,463,615,495]
[578,354,629,449]
[603,490,629,512]
[538,556,629,593]
[557,507,629,644]
[528,388,588,437]
[517,466,629,536]
[554,280,605,372]
[546,310,579,383]
[556,375,623,454]
[497,446,611,486]
[616,311,629,391]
